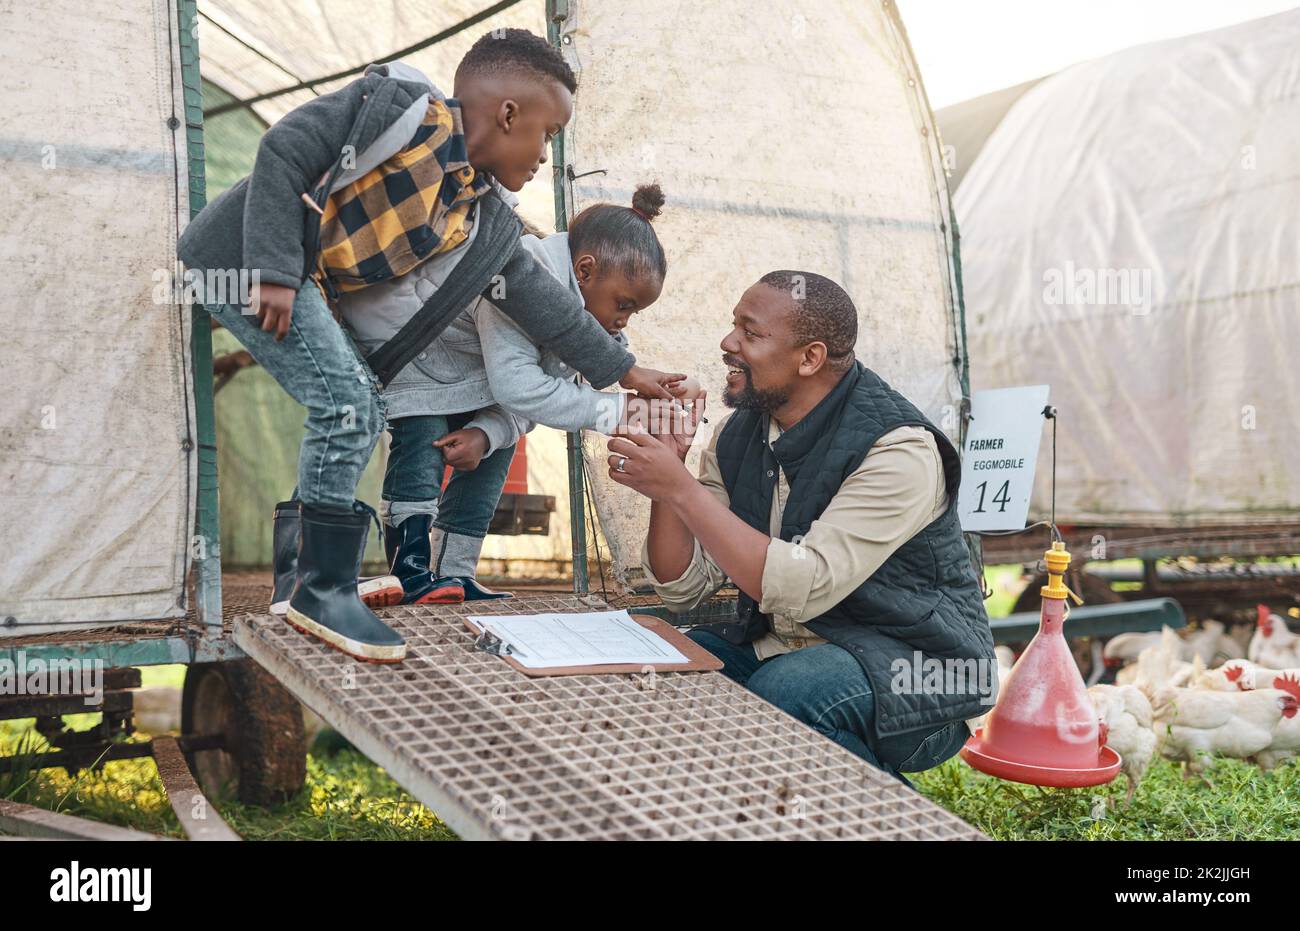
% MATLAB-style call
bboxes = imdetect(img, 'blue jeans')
[688,630,969,781]
[202,280,385,509]
[382,413,514,535]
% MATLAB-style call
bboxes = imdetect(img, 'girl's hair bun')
[567,183,669,282]
[631,183,665,222]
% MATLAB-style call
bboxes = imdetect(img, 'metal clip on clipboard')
[472,627,514,657]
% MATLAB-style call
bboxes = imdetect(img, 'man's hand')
[619,364,687,401]
[251,282,296,342]
[434,427,489,471]
[606,430,695,503]
[657,391,706,461]
[617,392,707,461]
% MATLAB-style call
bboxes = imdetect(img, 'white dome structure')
[953,10,1300,528]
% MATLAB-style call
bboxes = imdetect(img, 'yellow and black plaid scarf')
[316,96,492,293]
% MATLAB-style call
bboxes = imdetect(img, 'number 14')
[973,480,1011,513]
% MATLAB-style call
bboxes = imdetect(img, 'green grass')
[220,744,456,840]
[138,664,186,688]
[0,717,181,836]
[0,717,456,840]
[8,706,1298,839]
[913,754,1300,839]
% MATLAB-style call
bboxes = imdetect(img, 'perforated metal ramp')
[233,595,985,841]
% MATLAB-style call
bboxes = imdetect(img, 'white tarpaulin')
[957,11,1300,528]
[0,0,196,632]
[559,0,967,585]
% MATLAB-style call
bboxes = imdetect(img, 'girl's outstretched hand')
[619,364,686,401]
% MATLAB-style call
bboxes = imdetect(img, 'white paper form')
[471,610,689,669]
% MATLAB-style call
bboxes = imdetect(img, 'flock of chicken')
[994,605,1300,805]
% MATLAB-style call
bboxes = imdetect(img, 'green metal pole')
[547,0,589,596]
[177,0,222,627]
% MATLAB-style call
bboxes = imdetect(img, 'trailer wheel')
[181,660,306,807]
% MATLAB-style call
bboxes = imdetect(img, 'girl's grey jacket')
[339,231,626,453]
[176,61,634,395]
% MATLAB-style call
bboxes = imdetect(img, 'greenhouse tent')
[950,10,1300,528]
[1,0,970,632]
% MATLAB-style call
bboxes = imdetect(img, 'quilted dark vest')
[705,361,996,739]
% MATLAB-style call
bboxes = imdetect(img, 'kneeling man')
[608,271,996,780]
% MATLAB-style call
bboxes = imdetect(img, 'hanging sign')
[959,385,1050,532]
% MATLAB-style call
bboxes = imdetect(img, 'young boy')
[178,28,677,662]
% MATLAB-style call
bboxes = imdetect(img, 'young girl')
[369,184,682,606]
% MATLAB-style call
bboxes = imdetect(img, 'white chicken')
[1248,604,1300,671]
[1103,631,1163,668]
[1187,656,1300,693]
[1181,619,1245,666]
[1130,626,1193,698]
[1251,673,1300,770]
[1227,622,1255,657]
[1108,620,1241,677]
[1086,683,1156,805]
[1118,657,1195,688]
[1150,682,1300,780]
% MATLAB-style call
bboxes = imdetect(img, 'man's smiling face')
[719,282,802,411]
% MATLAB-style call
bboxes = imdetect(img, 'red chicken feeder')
[960,542,1122,788]
[963,730,1121,788]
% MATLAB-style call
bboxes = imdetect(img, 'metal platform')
[979,523,1300,564]
[0,573,272,668]
[232,595,984,841]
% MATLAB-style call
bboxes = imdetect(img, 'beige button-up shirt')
[642,415,950,660]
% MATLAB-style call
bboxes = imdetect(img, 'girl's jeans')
[382,413,515,536]
[201,280,385,510]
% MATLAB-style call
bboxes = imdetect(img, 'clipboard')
[462,613,724,678]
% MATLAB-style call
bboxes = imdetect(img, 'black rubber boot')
[354,518,405,609]
[430,526,512,600]
[354,520,403,610]
[286,503,407,663]
[461,578,514,601]
[269,500,300,616]
[383,522,400,576]
[389,514,464,605]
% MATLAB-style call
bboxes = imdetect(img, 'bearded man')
[606,271,996,781]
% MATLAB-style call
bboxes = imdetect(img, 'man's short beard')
[722,375,791,412]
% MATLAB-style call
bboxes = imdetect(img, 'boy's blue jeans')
[201,280,385,509]
[688,630,969,782]
[382,413,514,537]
